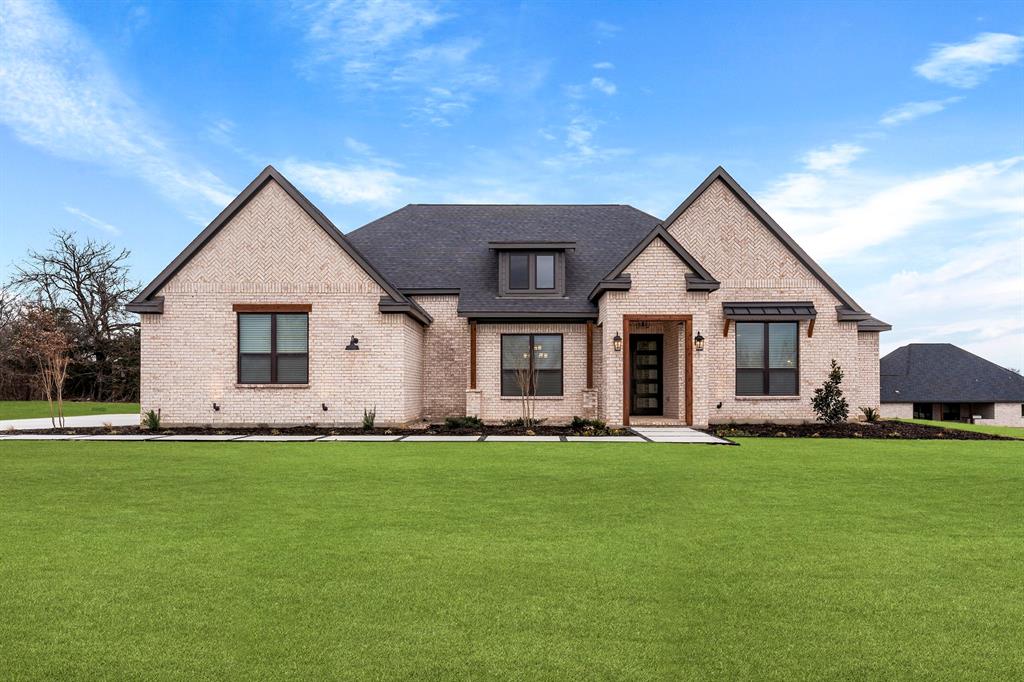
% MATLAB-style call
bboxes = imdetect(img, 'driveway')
[0,414,139,431]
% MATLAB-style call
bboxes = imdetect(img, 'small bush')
[362,406,376,430]
[102,421,114,432]
[860,406,880,423]
[501,417,542,428]
[142,409,161,430]
[811,359,849,424]
[570,416,607,432]
[445,416,483,430]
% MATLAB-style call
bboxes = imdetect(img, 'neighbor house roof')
[880,343,1024,403]
[346,203,663,318]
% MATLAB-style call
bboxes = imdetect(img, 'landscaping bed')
[6,417,631,438]
[709,420,1014,440]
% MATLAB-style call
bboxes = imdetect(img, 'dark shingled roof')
[880,344,1024,403]
[346,204,661,316]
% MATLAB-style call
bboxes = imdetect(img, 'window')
[500,252,562,295]
[501,334,563,396]
[735,321,798,396]
[238,312,308,384]
[913,402,933,420]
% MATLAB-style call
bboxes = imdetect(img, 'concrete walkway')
[0,413,139,431]
[0,429,731,444]
[630,426,732,444]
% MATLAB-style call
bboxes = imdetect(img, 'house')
[880,344,1024,426]
[126,165,890,427]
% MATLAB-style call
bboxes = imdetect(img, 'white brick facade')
[138,173,884,428]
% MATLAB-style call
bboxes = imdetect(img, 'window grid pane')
[768,323,797,369]
[508,253,529,289]
[239,314,271,353]
[535,254,555,289]
[276,314,308,353]
[735,323,765,369]
[239,354,271,383]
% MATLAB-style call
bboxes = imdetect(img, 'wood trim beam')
[723,319,730,337]
[621,314,694,427]
[586,320,594,390]
[232,303,311,312]
[469,321,477,389]
[807,318,815,338]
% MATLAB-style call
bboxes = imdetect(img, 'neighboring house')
[127,165,890,427]
[880,344,1024,427]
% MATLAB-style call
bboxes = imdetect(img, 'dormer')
[488,241,575,297]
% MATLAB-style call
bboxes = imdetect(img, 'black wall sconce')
[212,402,220,412]
[613,332,622,352]
[345,336,360,350]
[694,331,705,352]
[322,403,328,412]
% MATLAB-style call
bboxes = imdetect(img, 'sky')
[1,0,1022,369]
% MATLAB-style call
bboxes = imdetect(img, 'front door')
[630,334,663,416]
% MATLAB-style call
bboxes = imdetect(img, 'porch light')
[613,332,622,352]
[694,331,705,352]
[345,336,360,350]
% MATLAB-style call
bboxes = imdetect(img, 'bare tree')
[16,307,71,427]
[8,230,140,401]
[514,365,537,426]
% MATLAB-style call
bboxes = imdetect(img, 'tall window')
[503,252,559,294]
[735,322,798,396]
[238,313,309,384]
[501,334,563,396]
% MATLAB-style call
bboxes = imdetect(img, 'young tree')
[8,230,140,401]
[811,359,849,424]
[16,307,72,427]
[514,365,538,426]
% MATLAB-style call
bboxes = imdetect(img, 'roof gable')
[880,343,1024,402]
[662,166,870,319]
[127,166,428,323]
[589,226,719,300]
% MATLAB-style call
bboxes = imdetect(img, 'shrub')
[142,409,161,430]
[445,416,483,430]
[501,417,542,428]
[569,416,607,432]
[860,406,880,423]
[811,359,849,424]
[362,406,376,430]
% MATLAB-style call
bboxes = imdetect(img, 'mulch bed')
[708,421,1014,441]
[6,423,630,438]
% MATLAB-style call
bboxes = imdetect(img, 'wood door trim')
[622,315,693,426]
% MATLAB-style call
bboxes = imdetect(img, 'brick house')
[127,165,890,427]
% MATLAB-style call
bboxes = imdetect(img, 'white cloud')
[542,115,631,168]
[0,0,233,210]
[590,76,617,95]
[279,159,411,206]
[64,206,121,236]
[593,21,621,39]
[880,97,963,126]
[866,239,1024,371]
[915,32,1024,88]
[801,143,866,172]
[344,137,373,155]
[297,0,495,125]
[593,61,614,70]
[762,155,1024,261]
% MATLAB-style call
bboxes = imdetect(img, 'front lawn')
[0,400,139,421]
[896,417,1024,440]
[1,440,1021,679]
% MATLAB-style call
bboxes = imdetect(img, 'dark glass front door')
[630,334,663,416]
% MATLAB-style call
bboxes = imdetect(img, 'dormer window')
[490,241,574,297]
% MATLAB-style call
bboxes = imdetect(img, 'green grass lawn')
[896,417,1024,439]
[0,400,139,421]
[1,440,1021,679]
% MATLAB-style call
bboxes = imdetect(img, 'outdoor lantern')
[694,331,705,352]
[613,332,623,352]
[345,336,360,350]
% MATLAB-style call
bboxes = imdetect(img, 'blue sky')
[1,0,1022,368]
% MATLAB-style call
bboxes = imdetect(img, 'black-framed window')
[913,402,933,420]
[501,334,563,396]
[238,313,308,384]
[500,251,563,295]
[735,321,798,396]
